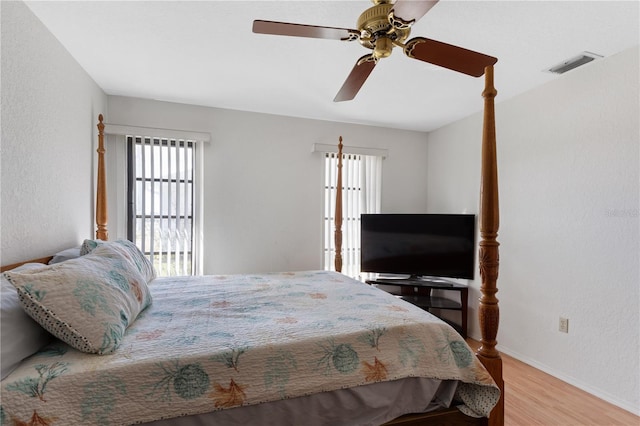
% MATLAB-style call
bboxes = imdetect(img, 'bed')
[0,67,503,425]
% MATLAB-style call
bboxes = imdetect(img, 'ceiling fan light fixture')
[373,37,394,59]
[545,51,603,74]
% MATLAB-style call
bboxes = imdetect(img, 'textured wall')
[426,46,640,414]
[1,1,107,264]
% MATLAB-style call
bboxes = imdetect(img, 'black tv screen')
[360,214,476,280]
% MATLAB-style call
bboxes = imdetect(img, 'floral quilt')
[1,271,499,425]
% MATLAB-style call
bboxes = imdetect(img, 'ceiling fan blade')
[390,0,439,26]
[253,20,359,41]
[404,37,497,77]
[334,55,378,102]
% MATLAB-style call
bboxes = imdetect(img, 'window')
[323,152,382,280]
[127,136,195,276]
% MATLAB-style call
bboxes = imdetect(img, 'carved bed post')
[476,65,504,426]
[96,114,108,241]
[334,136,343,273]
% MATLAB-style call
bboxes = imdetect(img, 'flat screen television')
[360,214,476,281]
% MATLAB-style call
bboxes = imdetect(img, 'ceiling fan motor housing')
[357,1,410,58]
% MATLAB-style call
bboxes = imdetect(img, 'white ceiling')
[25,0,639,132]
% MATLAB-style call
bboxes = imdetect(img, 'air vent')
[545,52,603,74]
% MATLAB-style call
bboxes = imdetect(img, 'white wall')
[426,46,640,414]
[106,96,429,274]
[0,1,107,265]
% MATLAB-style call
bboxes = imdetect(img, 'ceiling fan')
[252,0,497,102]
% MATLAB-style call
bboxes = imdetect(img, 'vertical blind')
[324,152,382,279]
[127,136,194,276]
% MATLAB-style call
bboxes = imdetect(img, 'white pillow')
[48,246,82,264]
[1,263,52,380]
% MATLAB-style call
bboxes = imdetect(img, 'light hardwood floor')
[467,340,640,425]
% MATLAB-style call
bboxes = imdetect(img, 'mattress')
[1,271,499,425]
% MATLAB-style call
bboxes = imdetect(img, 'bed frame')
[335,66,504,426]
[1,66,503,426]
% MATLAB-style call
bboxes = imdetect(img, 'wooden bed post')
[96,114,108,241]
[476,65,504,426]
[334,136,344,273]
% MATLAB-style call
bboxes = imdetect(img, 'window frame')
[126,136,196,276]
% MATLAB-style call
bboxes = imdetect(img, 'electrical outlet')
[559,317,569,333]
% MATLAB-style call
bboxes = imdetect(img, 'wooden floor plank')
[466,340,639,426]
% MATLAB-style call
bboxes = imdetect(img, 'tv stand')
[381,276,457,287]
[367,278,468,338]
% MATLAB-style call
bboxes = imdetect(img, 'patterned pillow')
[3,244,153,354]
[80,238,101,255]
[81,239,156,283]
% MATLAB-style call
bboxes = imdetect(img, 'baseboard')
[497,344,640,417]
